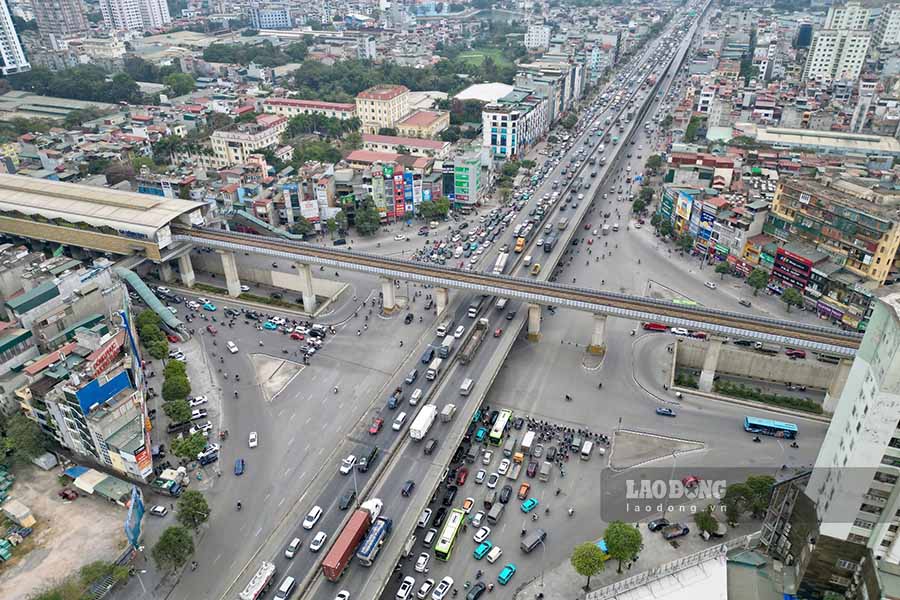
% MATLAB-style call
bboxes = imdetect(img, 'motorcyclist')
[236,501,242,510]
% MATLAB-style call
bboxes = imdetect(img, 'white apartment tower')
[803,29,870,82]
[824,1,870,31]
[806,287,900,561]
[874,5,900,48]
[100,0,170,31]
[0,0,30,75]
[525,24,551,51]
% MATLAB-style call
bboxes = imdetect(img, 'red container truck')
[322,501,381,582]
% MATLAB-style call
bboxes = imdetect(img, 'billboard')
[300,198,319,221]
[124,485,145,549]
[675,191,693,221]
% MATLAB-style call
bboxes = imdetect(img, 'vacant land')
[0,466,126,600]
[457,47,512,67]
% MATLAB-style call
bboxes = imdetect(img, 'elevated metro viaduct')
[0,174,860,399]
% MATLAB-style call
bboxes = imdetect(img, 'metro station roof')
[0,174,204,237]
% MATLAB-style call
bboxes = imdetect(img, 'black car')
[733,339,753,346]
[432,507,448,528]
[404,313,414,324]
[505,311,516,321]
[402,480,415,497]
[648,517,670,532]
[466,582,486,600]
[513,417,525,430]
[339,489,356,510]
[424,298,433,310]
[442,485,458,507]
[270,292,283,300]
[546,446,557,461]
[499,485,513,504]
[452,445,467,464]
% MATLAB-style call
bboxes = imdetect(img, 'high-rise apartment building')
[0,0,30,75]
[33,0,89,49]
[874,5,900,48]
[825,1,870,31]
[100,0,170,31]
[525,24,551,51]
[803,29,871,82]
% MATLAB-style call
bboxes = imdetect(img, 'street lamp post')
[352,464,360,508]
[662,450,677,521]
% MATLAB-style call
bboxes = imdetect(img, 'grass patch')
[714,380,823,414]
[193,283,228,296]
[238,292,305,312]
[457,47,511,67]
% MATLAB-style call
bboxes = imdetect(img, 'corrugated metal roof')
[5,281,59,313]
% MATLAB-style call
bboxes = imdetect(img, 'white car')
[240,285,250,292]
[473,526,491,543]
[303,505,323,530]
[335,592,350,600]
[486,546,503,564]
[156,286,170,294]
[394,234,407,241]
[188,395,207,407]
[189,421,212,436]
[285,537,301,559]
[149,505,168,517]
[487,473,499,488]
[471,511,484,527]
[248,431,258,448]
[167,306,177,315]
[453,326,465,339]
[340,455,357,474]
[414,552,430,573]
[704,281,717,289]
[432,577,453,600]
[670,327,690,336]
[474,469,486,485]
[197,297,209,304]
[497,458,511,475]
[397,577,415,600]
[187,301,200,310]
[310,531,327,552]
[416,579,435,600]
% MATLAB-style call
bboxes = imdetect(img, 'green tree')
[151,526,195,573]
[715,262,732,280]
[571,541,606,590]
[659,220,674,238]
[722,482,750,526]
[354,199,382,236]
[1,414,47,463]
[104,161,135,186]
[745,475,775,518]
[290,217,313,237]
[684,115,703,143]
[660,115,673,130]
[163,399,191,423]
[677,235,694,252]
[746,268,769,296]
[147,340,169,360]
[171,432,208,461]
[164,73,196,96]
[645,154,663,172]
[63,107,103,129]
[136,310,161,330]
[162,375,191,403]
[650,213,661,228]
[782,287,803,313]
[693,507,719,536]
[605,521,642,574]
[378,127,398,136]
[561,114,578,130]
[632,198,647,214]
[164,359,187,379]
[176,490,211,531]
[326,218,338,239]
[335,210,348,233]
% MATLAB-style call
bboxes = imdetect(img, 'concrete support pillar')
[382,278,397,314]
[587,314,607,356]
[435,287,449,317]
[824,359,852,413]
[296,262,317,314]
[698,336,725,393]
[178,254,195,288]
[158,262,174,283]
[217,250,242,298]
[527,303,541,342]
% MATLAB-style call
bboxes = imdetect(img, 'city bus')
[743,416,798,439]
[488,409,513,446]
[433,508,466,561]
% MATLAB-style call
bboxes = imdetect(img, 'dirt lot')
[0,466,126,600]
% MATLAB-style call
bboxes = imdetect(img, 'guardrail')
[585,531,759,600]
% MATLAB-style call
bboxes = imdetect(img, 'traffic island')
[609,429,704,471]
[248,354,304,402]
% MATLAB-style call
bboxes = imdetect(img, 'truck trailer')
[321,500,382,581]
[459,318,489,364]
[239,562,276,600]
[409,404,438,441]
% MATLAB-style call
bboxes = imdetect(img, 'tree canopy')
[177,490,211,531]
[164,73,196,96]
[1,414,47,464]
[202,41,308,67]
[151,526,195,572]
[605,521,642,574]
[747,268,769,296]
[8,66,143,105]
[571,542,606,589]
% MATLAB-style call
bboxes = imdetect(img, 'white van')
[495,298,508,311]
[460,378,474,396]
[581,440,594,460]
[274,575,296,600]
[393,412,408,431]
[486,546,503,564]
[523,255,532,267]
[227,341,239,354]
[410,388,423,406]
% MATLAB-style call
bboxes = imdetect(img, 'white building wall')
[0,0,29,75]
[140,0,171,28]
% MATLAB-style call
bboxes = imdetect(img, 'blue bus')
[744,416,798,439]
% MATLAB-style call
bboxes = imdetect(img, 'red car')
[785,348,806,359]
[642,322,669,332]
[681,475,700,489]
[290,332,305,340]
[206,325,218,335]
[584,223,591,230]
[166,334,179,343]
[587,238,593,245]
[494,327,503,338]
[369,417,384,435]
[456,467,469,486]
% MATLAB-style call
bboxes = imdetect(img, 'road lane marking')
[264,493,270,502]
[278,497,285,506]
[290,412,296,422]
[213,553,222,564]
[255,527,262,537]
[299,471,306,480]
[288,435,295,446]
[305,416,312,425]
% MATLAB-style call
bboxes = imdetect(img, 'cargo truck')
[438,336,454,359]
[322,499,382,582]
[356,516,392,566]
[150,467,188,497]
[754,342,780,355]
[239,562,276,600]
[538,461,553,482]
[506,462,522,480]
[426,358,443,380]
[440,404,456,422]
[521,430,536,455]
[409,404,438,441]
[459,318,489,364]
[493,252,509,275]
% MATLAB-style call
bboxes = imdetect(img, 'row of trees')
[151,490,212,573]
[202,41,308,67]
[283,114,361,141]
[9,66,143,105]
[571,521,643,589]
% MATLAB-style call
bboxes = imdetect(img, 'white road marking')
[305,416,312,425]
[255,527,263,537]
[290,412,296,422]
[288,435,295,446]
[278,497,286,506]
[299,471,306,480]
[213,553,222,564]
[264,493,270,502]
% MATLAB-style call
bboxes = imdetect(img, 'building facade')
[803,29,871,83]
[0,0,29,76]
[33,0,89,49]
[210,114,289,168]
[396,110,450,140]
[482,87,550,159]
[250,5,292,30]
[824,1,869,30]
[874,5,900,48]
[263,98,357,120]
[100,0,170,31]
[525,24,551,51]
[139,0,171,29]
[355,85,411,135]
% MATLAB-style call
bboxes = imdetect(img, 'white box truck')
[426,358,442,380]
[409,404,438,441]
